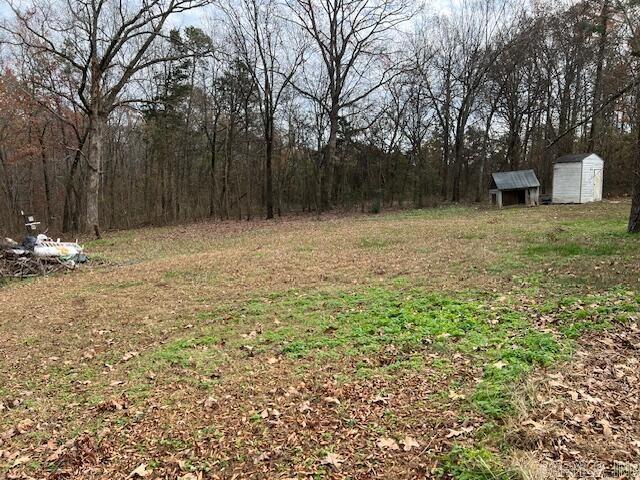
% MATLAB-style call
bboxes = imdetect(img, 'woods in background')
[0,0,639,236]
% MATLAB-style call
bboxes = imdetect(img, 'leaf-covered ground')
[0,202,639,479]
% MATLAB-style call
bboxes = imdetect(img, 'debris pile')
[1,212,87,278]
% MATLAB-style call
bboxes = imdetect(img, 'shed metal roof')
[491,169,540,191]
[555,153,595,164]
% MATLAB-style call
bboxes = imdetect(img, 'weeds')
[441,445,516,480]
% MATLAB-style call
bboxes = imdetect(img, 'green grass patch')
[150,335,219,368]
[440,445,516,480]
[522,217,639,262]
[524,242,618,257]
[239,288,574,418]
[216,284,637,479]
[536,290,639,339]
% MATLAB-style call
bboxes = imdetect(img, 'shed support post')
[497,190,503,208]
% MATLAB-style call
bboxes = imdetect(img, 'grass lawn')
[1,202,639,479]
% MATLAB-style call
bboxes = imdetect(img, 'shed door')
[593,168,603,201]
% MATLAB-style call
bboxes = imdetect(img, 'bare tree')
[427,1,517,201]
[397,30,435,206]
[1,0,210,237]
[1,0,639,234]
[588,0,611,151]
[199,52,226,217]
[285,0,413,212]
[223,0,303,219]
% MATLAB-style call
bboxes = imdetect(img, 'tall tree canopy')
[0,0,639,234]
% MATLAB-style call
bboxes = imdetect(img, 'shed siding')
[580,155,604,203]
[553,162,583,203]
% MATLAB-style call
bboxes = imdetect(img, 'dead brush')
[509,451,551,480]
[503,377,553,450]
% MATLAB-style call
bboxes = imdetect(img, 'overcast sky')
[0,2,10,21]
[0,0,457,27]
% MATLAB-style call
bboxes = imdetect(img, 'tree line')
[0,0,638,236]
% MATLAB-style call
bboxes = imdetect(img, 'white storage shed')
[552,153,604,204]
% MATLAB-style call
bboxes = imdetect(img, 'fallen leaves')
[253,451,271,464]
[16,419,34,434]
[448,390,466,400]
[121,351,139,362]
[446,426,475,438]
[399,436,420,452]
[98,395,129,412]
[260,408,281,419]
[515,326,640,472]
[371,394,391,405]
[0,419,34,445]
[241,330,258,340]
[43,434,101,472]
[376,437,399,450]
[129,463,152,478]
[578,390,602,405]
[320,452,344,470]
[202,396,218,409]
[178,474,199,480]
[597,419,613,438]
[375,435,421,453]
[521,419,545,431]
[10,455,30,468]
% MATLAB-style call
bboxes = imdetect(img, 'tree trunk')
[558,67,575,155]
[63,146,83,233]
[315,163,323,219]
[452,123,464,202]
[629,91,640,233]
[629,155,639,233]
[208,115,219,217]
[220,120,234,220]
[477,100,499,203]
[86,114,105,238]
[38,128,53,227]
[265,125,274,220]
[0,146,18,232]
[441,68,452,200]
[209,140,217,217]
[323,111,339,212]
[505,115,521,170]
[589,0,609,152]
